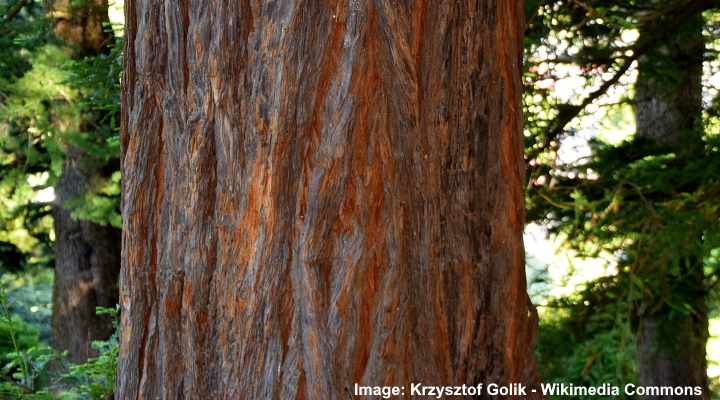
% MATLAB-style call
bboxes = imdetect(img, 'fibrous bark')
[634,11,708,399]
[118,1,538,398]
[49,0,120,363]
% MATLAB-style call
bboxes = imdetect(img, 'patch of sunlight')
[524,223,617,308]
[28,172,55,203]
[34,187,55,203]
[26,172,48,187]
[621,29,639,44]
[108,0,124,37]
[708,319,720,378]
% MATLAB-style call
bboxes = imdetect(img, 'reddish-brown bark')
[118,1,538,398]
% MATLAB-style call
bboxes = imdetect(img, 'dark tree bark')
[49,0,112,56]
[52,153,121,363]
[118,1,538,398]
[634,11,708,399]
[49,0,121,363]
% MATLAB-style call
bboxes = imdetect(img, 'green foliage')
[0,282,59,397]
[0,2,62,266]
[526,1,720,394]
[0,288,118,400]
[0,268,52,340]
[60,36,122,228]
[1,4,123,252]
[58,307,118,400]
[0,1,50,81]
[0,2,122,397]
[530,135,720,308]
[537,276,637,399]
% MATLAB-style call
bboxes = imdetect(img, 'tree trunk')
[49,0,121,363]
[118,1,538,398]
[634,11,708,399]
[52,152,121,363]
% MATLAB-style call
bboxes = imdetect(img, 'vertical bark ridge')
[119,1,538,398]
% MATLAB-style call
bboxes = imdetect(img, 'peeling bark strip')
[118,1,538,398]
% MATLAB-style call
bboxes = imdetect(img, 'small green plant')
[0,285,61,398]
[0,287,118,400]
[536,276,637,400]
[58,306,118,400]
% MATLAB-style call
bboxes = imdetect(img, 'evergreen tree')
[47,0,121,364]
[525,0,720,395]
[0,0,123,363]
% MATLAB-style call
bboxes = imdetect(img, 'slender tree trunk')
[49,0,121,363]
[634,12,708,398]
[118,1,538,398]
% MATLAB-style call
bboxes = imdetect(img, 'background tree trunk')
[118,1,538,398]
[49,0,121,363]
[52,155,121,363]
[634,11,708,398]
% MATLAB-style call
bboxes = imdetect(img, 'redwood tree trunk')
[118,1,538,398]
[49,0,121,363]
[634,11,708,398]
